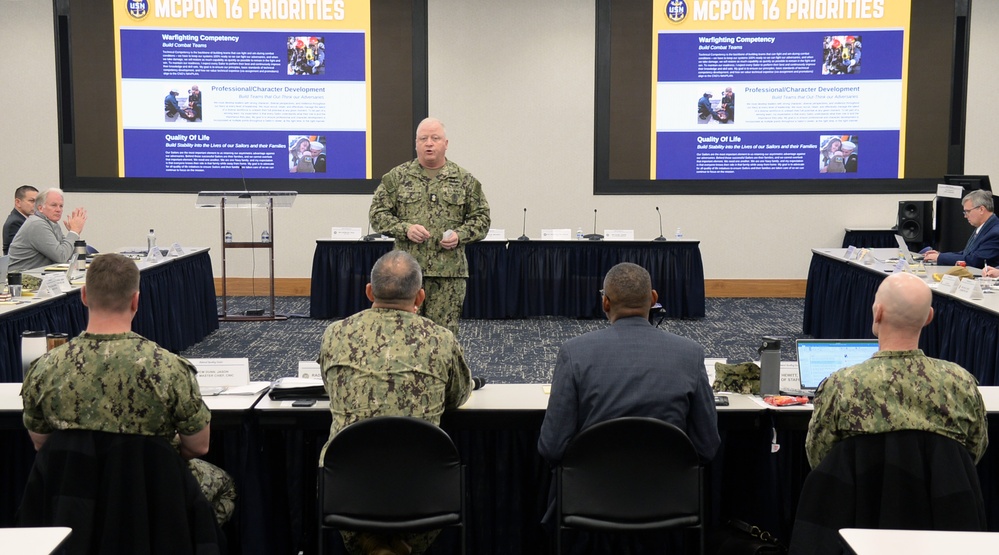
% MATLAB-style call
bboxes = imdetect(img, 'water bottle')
[73,241,88,274]
[146,229,156,255]
[675,227,683,239]
[224,230,233,243]
[21,331,47,373]
[576,227,584,241]
[758,337,781,396]
[261,229,270,243]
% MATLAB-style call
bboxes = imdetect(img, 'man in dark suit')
[924,189,999,268]
[538,262,720,519]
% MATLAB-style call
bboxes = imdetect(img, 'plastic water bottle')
[576,227,584,241]
[675,227,683,239]
[224,230,233,243]
[261,229,270,243]
[146,229,156,254]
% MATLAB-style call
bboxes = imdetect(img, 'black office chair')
[556,417,705,555]
[318,416,466,555]
[18,429,222,555]
[790,430,987,555]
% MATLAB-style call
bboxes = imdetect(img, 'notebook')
[782,339,880,396]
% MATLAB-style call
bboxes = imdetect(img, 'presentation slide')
[653,0,910,181]
[113,0,370,180]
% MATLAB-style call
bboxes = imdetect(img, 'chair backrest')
[790,430,987,555]
[320,416,462,524]
[558,416,702,528]
[17,429,221,555]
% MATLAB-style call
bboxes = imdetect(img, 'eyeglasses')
[963,206,982,215]
[416,135,444,144]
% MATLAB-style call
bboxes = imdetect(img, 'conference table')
[309,239,706,320]
[0,526,72,555]
[4,382,999,554]
[803,248,999,386]
[839,528,999,554]
[0,248,218,382]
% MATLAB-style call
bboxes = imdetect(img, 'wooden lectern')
[196,191,297,321]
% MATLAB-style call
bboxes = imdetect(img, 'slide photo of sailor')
[289,135,327,173]
[822,35,862,75]
[696,87,735,124]
[287,36,326,76]
[163,87,201,122]
[819,134,859,173]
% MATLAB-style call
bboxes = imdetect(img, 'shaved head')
[873,272,932,335]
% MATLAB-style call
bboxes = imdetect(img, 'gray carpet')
[180,297,808,384]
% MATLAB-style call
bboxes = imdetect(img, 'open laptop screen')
[894,234,915,263]
[796,339,880,389]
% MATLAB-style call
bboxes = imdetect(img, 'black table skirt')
[842,229,898,249]
[0,251,218,382]
[310,240,705,320]
[0,293,88,382]
[5,408,999,554]
[802,251,999,386]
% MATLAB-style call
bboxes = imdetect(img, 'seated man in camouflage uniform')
[21,253,236,525]
[318,250,473,555]
[805,271,988,468]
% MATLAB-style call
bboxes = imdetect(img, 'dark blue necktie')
[965,230,979,253]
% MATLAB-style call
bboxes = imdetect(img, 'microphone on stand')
[362,221,381,241]
[583,209,603,240]
[654,206,667,242]
[518,208,530,241]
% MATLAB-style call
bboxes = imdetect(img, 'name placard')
[937,184,964,199]
[541,229,572,241]
[144,247,165,265]
[844,246,857,260]
[189,358,251,387]
[169,242,185,256]
[955,279,985,300]
[603,229,634,241]
[938,274,961,294]
[484,229,506,241]
[892,259,907,273]
[36,274,71,297]
[298,360,322,380]
[331,227,363,240]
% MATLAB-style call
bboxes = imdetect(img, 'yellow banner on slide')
[653,0,911,31]
[116,0,369,30]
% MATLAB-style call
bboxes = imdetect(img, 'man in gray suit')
[539,262,720,489]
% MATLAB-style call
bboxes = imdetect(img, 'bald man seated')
[805,272,987,469]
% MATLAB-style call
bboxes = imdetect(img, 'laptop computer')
[894,234,923,262]
[782,339,880,397]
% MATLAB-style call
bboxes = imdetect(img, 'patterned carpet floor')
[181,297,808,384]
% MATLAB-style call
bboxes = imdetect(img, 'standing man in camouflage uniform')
[318,250,472,555]
[805,272,987,468]
[369,117,491,336]
[20,253,236,525]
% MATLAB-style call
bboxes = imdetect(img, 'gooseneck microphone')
[518,208,530,241]
[472,376,487,390]
[583,209,603,240]
[654,206,667,242]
